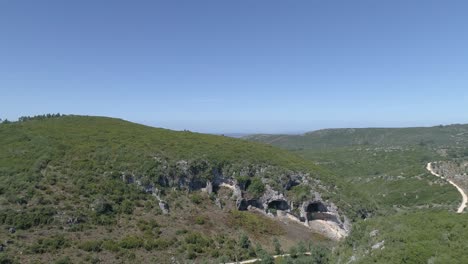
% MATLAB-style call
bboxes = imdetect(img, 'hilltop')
[0,115,370,263]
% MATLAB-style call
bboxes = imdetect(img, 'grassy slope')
[246,126,468,263]
[0,115,358,263]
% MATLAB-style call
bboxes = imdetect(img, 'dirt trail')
[426,162,467,213]
[224,252,311,264]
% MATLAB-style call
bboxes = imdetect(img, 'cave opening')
[306,202,328,213]
[267,200,290,211]
[238,199,263,211]
[305,201,337,222]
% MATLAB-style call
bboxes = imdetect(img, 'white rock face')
[371,240,385,250]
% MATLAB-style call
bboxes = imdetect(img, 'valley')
[1,116,468,263]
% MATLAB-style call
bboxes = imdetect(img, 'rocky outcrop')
[118,158,350,238]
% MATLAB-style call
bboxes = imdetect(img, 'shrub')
[120,200,134,214]
[102,240,120,252]
[289,246,298,258]
[190,194,203,204]
[93,198,113,215]
[54,257,72,264]
[144,238,172,251]
[29,235,70,254]
[195,216,205,225]
[79,240,102,252]
[247,178,265,197]
[119,236,144,249]
[273,237,282,255]
[184,232,211,254]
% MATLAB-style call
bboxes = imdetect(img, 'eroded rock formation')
[119,158,350,239]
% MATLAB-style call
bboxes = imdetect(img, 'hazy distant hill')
[245,124,468,150]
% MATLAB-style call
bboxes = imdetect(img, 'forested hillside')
[246,126,468,263]
[0,115,370,263]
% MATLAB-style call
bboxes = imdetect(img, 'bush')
[195,216,205,225]
[79,240,102,252]
[144,238,172,251]
[102,240,120,252]
[119,236,144,249]
[289,246,298,258]
[184,232,212,254]
[120,199,134,214]
[29,235,70,254]
[93,198,113,215]
[247,178,265,197]
[0,207,56,230]
[190,194,203,204]
[54,257,72,264]
[273,237,282,255]
[0,255,16,264]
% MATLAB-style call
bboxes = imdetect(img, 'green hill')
[246,125,468,263]
[245,125,468,150]
[0,115,370,263]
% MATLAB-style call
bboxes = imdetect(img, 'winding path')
[426,162,467,213]
[224,252,311,264]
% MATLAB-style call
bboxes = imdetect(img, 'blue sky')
[1,0,468,133]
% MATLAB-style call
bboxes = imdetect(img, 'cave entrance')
[238,199,263,211]
[306,201,335,221]
[267,200,289,211]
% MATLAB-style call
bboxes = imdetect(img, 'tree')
[273,237,283,255]
[297,241,307,254]
[247,177,265,197]
[310,246,330,264]
[258,250,274,264]
[239,234,251,249]
[289,246,298,258]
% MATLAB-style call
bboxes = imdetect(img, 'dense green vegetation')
[246,125,468,150]
[333,211,468,264]
[3,115,468,263]
[0,115,358,263]
[246,126,468,263]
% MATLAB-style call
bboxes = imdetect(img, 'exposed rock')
[202,181,213,194]
[369,229,379,237]
[122,173,135,184]
[159,202,170,214]
[215,198,223,209]
[347,255,357,263]
[8,227,16,234]
[66,217,81,225]
[170,256,180,264]
[113,158,350,238]
[260,185,288,210]
[371,240,385,250]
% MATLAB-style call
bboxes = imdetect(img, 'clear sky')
[1,1,468,133]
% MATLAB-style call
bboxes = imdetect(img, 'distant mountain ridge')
[244,124,468,150]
